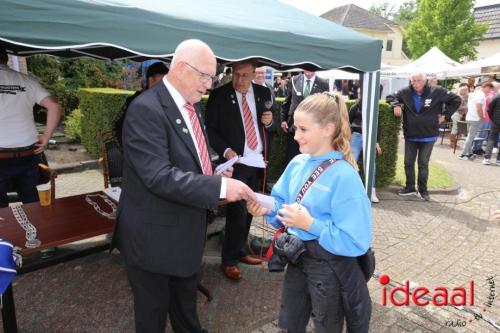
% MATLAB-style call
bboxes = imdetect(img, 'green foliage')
[369,2,397,19]
[406,0,488,61]
[267,99,401,187]
[78,88,134,156]
[65,109,83,142]
[60,58,124,89]
[27,55,60,85]
[393,0,418,29]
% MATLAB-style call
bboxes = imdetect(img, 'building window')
[386,39,393,52]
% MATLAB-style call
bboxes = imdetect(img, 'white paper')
[214,155,239,175]
[103,186,121,202]
[239,154,266,168]
[254,192,276,211]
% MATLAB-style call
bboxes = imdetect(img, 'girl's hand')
[492,210,500,220]
[247,200,269,217]
[276,203,313,231]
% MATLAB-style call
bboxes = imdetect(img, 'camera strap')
[266,158,338,261]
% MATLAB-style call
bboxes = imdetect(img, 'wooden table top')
[0,192,115,255]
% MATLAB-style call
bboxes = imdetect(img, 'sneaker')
[371,188,379,203]
[496,160,500,166]
[398,188,417,196]
[458,154,470,160]
[483,158,491,165]
[419,191,430,201]
[493,147,499,154]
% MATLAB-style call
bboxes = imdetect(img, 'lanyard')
[295,158,337,204]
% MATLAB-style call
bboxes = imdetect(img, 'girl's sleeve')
[308,173,372,257]
[264,165,292,229]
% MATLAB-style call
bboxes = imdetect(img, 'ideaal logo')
[379,274,499,330]
[379,274,474,306]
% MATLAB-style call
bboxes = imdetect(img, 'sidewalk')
[2,139,499,332]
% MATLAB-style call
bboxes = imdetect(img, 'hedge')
[78,88,133,156]
[78,89,400,187]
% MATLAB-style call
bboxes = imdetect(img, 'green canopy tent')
[0,0,382,194]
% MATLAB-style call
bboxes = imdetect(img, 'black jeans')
[404,140,435,192]
[0,154,41,207]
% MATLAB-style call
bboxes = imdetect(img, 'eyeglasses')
[233,72,255,81]
[185,62,217,83]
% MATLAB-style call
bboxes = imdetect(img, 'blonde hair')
[295,93,358,170]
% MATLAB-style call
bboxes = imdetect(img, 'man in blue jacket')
[387,72,461,201]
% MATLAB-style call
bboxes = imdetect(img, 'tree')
[405,0,488,61]
[392,0,418,58]
[369,2,397,19]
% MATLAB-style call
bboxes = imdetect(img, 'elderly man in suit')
[281,70,329,163]
[206,61,274,280]
[113,39,255,333]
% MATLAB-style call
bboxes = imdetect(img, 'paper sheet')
[239,154,266,168]
[103,186,121,202]
[214,155,239,175]
[254,192,275,211]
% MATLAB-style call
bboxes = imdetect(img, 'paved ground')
[2,138,499,332]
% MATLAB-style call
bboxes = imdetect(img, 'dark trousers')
[485,123,500,161]
[222,164,260,266]
[126,265,202,333]
[404,140,435,192]
[278,242,371,333]
[285,131,300,165]
[0,154,41,208]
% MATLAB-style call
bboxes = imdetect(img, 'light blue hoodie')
[265,151,372,257]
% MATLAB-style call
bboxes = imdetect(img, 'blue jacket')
[266,151,372,257]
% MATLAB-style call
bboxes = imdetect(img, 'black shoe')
[419,191,430,201]
[398,188,417,196]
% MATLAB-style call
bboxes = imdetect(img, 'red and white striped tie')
[241,93,258,150]
[184,103,213,176]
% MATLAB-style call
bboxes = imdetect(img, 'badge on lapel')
[176,118,182,125]
[231,94,236,104]
[182,128,189,134]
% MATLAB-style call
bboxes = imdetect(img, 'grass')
[393,154,454,189]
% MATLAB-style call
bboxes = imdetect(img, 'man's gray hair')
[410,72,427,80]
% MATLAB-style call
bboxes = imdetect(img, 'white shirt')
[162,77,226,198]
[303,75,316,95]
[0,64,50,148]
[234,85,264,158]
[466,90,485,122]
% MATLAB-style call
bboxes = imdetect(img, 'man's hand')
[34,133,50,154]
[280,121,289,133]
[438,115,445,124]
[225,178,256,202]
[393,106,402,117]
[224,148,238,161]
[261,111,273,127]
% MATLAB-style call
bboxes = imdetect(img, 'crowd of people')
[3,39,500,333]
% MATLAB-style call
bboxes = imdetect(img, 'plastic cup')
[36,183,51,206]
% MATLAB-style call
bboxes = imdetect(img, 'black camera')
[268,233,306,273]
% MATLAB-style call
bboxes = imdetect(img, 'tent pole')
[361,71,380,197]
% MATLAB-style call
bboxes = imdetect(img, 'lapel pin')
[182,128,189,134]
[176,118,182,124]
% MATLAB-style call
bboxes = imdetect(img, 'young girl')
[248,93,372,333]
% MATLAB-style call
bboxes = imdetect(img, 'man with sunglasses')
[205,61,275,281]
[113,40,255,333]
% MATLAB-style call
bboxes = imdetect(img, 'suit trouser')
[126,265,202,333]
[404,140,435,192]
[285,131,300,165]
[222,164,260,266]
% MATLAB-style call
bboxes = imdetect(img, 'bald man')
[112,39,255,333]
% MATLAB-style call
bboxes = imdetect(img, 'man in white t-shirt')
[459,82,494,159]
[0,47,62,207]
